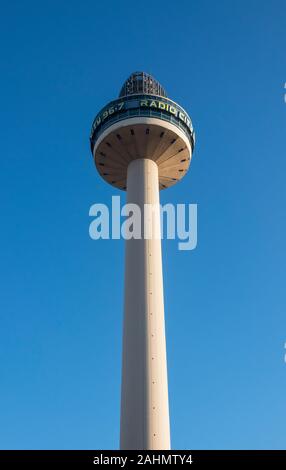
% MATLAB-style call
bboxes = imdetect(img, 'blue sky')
[0,0,285,450]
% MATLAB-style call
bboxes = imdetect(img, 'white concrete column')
[120,158,170,450]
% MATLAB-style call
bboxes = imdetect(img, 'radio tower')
[90,72,195,450]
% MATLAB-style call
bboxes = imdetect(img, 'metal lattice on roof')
[119,71,167,98]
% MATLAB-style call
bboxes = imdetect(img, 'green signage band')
[90,94,195,153]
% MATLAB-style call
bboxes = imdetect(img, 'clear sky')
[0,0,285,450]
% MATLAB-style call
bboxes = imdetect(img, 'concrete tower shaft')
[120,158,170,449]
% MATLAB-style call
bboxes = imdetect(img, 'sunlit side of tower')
[90,72,195,450]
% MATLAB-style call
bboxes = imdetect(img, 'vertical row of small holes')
[146,161,158,445]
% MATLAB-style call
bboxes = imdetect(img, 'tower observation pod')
[90,72,195,450]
